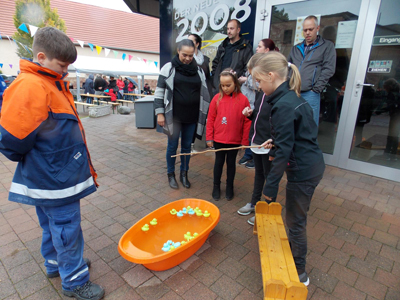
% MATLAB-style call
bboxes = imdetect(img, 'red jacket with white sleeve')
[206,92,251,146]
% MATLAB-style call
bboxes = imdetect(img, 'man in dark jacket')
[288,15,336,126]
[83,74,95,104]
[93,75,107,101]
[211,19,253,93]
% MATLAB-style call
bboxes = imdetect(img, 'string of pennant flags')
[0,23,159,70]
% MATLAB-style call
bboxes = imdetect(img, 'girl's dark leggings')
[213,142,240,186]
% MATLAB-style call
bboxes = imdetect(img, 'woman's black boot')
[180,171,191,188]
[212,184,221,200]
[226,185,234,200]
[168,172,178,189]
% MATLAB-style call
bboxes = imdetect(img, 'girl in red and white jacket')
[206,68,251,201]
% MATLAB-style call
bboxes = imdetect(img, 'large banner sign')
[171,0,257,63]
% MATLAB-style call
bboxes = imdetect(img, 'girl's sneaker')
[237,203,254,216]
[247,216,255,226]
[298,272,310,286]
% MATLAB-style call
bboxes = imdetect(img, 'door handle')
[356,81,374,88]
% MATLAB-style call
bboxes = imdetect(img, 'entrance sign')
[336,20,358,49]
[372,35,400,46]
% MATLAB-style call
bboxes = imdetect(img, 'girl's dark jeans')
[213,142,240,186]
[251,153,272,205]
[285,174,323,274]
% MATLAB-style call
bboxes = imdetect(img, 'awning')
[68,55,159,76]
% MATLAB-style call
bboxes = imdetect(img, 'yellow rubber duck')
[170,209,177,215]
[187,206,191,210]
[184,232,193,241]
[170,246,175,250]
[196,210,203,217]
[141,224,150,231]
[193,232,199,238]
[203,211,210,217]
[181,241,187,245]
[150,218,157,226]
[194,207,200,212]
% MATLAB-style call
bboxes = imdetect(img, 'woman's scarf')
[171,54,198,76]
[194,50,204,66]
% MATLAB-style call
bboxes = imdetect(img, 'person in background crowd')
[144,83,151,95]
[102,75,109,89]
[238,38,279,169]
[108,76,117,97]
[288,15,336,126]
[127,80,135,101]
[154,39,210,190]
[83,74,95,104]
[249,51,325,287]
[123,77,129,99]
[117,76,125,99]
[94,74,106,101]
[211,19,253,94]
[206,69,251,201]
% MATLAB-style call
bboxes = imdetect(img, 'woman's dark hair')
[260,38,279,52]
[189,34,202,49]
[177,39,195,51]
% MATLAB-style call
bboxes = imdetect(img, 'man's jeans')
[301,90,320,126]
[243,148,253,160]
[166,121,197,174]
[36,201,89,290]
[94,90,103,101]
[285,174,322,274]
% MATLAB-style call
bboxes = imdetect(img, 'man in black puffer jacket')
[211,19,253,94]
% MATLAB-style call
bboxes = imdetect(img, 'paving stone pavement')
[0,112,399,300]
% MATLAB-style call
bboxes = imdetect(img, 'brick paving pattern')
[0,112,399,299]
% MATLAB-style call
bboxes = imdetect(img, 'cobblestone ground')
[0,111,399,300]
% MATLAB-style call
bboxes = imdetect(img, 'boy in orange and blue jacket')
[0,27,104,300]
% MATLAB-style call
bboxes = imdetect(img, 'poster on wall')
[335,20,358,49]
[294,15,321,45]
[172,0,256,63]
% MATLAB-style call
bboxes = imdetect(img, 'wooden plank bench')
[92,100,120,114]
[117,99,134,106]
[254,202,308,300]
[74,101,96,112]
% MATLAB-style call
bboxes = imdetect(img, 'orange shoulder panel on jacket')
[1,74,50,140]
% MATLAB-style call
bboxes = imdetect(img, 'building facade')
[160,0,400,181]
[0,0,160,90]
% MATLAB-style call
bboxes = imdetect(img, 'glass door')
[337,0,400,180]
[254,0,400,181]
[255,0,366,161]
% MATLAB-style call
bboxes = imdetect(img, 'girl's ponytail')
[288,63,301,97]
[251,52,302,97]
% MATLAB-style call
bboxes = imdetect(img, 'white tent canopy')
[68,55,159,76]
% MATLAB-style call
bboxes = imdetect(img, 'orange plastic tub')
[118,198,220,271]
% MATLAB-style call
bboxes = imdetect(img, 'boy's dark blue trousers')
[36,200,89,290]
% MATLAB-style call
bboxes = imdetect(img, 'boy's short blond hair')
[33,27,77,63]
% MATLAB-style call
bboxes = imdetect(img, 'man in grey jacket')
[288,15,336,125]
